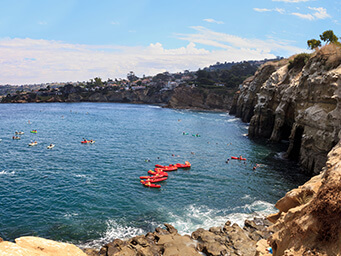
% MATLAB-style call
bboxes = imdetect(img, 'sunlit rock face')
[266,135,341,256]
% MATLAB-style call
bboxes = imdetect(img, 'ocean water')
[0,103,308,248]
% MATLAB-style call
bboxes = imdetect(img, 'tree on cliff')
[307,39,321,50]
[308,30,340,50]
[320,30,339,44]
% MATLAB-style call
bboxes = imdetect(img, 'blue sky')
[0,0,340,84]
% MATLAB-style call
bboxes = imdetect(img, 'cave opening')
[280,122,292,142]
[289,126,304,161]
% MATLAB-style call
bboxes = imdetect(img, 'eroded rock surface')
[266,135,341,256]
[230,44,341,175]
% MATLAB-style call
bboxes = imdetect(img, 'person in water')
[226,158,230,163]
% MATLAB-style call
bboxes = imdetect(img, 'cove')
[0,102,309,248]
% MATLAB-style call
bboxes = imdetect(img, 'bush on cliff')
[288,53,312,70]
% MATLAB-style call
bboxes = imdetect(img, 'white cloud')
[203,18,224,24]
[308,7,330,19]
[292,7,330,20]
[110,21,119,25]
[274,8,285,14]
[253,8,271,12]
[272,0,309,2]
[0,28,305,85]
[177,26,304,54]
[254,8,285,14]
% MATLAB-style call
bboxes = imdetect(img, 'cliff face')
[264,134,341,256]
[65,88,174,104]
[167,86,236,111]
[230,44,341,175]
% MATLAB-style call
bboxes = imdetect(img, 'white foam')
[83,219,145,249]
[241,194,251,200]
[227,200,276,227]
[169,201,276,235]
[168,205,230,235]
[83,201,276,248]
[227,118,239,122]
[74,174,87,178]
[63,212,79,219]
[274,152,287,160]
[0,170,15,176]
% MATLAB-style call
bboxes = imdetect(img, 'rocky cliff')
[166,86,236,111]
[230,44,341,175]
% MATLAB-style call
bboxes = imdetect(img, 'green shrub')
[288,53,312,70]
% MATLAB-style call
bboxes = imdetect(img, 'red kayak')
[140,173,167,179]
[175,161,191,168]
[231,156,247,161]
[147,170,168,176]
[142,183,161,188]
[155,164,173,168]
[140,177,168,183]
[155,166,178,171]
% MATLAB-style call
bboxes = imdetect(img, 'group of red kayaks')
[140,161,191,188]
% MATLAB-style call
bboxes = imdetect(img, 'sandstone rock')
[255,239,273,256]
[267,138,341,256]
[0,236,87,256]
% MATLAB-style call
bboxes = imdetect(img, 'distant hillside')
[204,57,283,72]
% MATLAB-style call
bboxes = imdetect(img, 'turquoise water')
[0,103,308,248]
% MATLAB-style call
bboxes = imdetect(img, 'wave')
[0,170,15,176]
[227,200,276,227]
[227,118,239,123]
[82,220,145,249]
[274,152,287,160]
[167,201,276,235]
[81,201,276,249]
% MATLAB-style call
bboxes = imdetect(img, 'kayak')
[47,144,55,149]
[142,183,161,188]
[155,164,174,168]
[160,166,178,171]
[81,140,95,144]
[12,136,21,140]
[15,131,24,135]
[29,142,38,146]
[154,165,178,171]
[148,170,168,176]
[231,156,247,161]
[175,161,191,168]
[140,177,168,183]
[30,130,37,133]
[140,174,167,179]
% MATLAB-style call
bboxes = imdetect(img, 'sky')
[0,0,340,85]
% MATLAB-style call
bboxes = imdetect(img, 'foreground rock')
[265,135,341,256]
[0,236,87,256]
[98,219,272,256]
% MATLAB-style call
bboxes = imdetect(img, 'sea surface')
[0,103,309,248]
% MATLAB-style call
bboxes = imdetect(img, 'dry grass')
[313,43,341,70]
